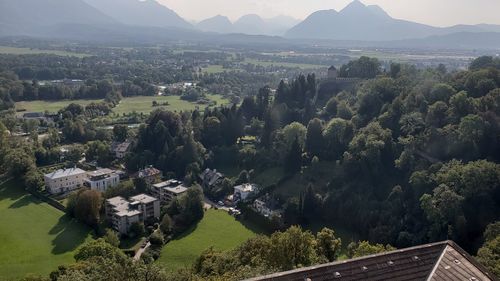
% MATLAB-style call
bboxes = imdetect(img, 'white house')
[234,183,258,202]
[84,168,121,192]
[44,168,87,195]
[105,194,160,235]
[151,180,188,205]
[253,199,283,219]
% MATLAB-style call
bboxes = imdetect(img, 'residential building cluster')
[151,179,188,205]
[44,168,87,194]
[105,194,160,235]
[44,164,283,233]
[84,168,122,192]
[44,167,123,194]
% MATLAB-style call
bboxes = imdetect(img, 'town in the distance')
[0,0,499,280]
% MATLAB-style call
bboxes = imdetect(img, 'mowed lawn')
[157,210,257,271]
[0,180,92,280]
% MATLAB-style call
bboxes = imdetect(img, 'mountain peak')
[237,14,263,21]
[366,5,390,19]
[84,0,191,28]
[341,0,366,13]
[197,15,233,33]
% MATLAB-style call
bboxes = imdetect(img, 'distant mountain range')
[197,14,300,36]
[0,0,500,49]
[285,0,500,41]
[83,0,192,29]
[0,0,116,36]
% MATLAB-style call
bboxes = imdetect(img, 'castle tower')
[328,66,338,79]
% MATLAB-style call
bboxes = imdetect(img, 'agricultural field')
[243,58,326,69]
[201,65,227,74]
[15,95,230,115]
[157,210,258,270]
[16,99,102,114]
[0,46,90,58]
[0,180,92,280]
[112,94,230,115]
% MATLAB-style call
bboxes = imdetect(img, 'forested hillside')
[1,54,499,280]
[126,55,500,253]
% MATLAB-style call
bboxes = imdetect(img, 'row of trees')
[28,224,407,281]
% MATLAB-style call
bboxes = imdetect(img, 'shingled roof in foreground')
[246,241,498,281]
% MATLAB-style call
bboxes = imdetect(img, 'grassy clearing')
[15,99,102,114]
[157,210,258,271]
[254,167,285,187]
[112,95,230,115]
[244,58,325,69]
[0,46,90,58]
[202,65,226,74]
[15,95,230,115]
[0,180,92,280]
[273,162,337,197]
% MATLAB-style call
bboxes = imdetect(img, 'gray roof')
[87,168,115,178]
[165,185,188,195]
[111,141,132,153]
[23,112,45,118]
[247,241,498,281]
[153,179,182,189]
[106,196,131,215]
[138,167,161,178]
[200,168,224,186]
[107,194,157,217]
[44,168,87,180]
[130,194,158,204]
[234,183,257,193]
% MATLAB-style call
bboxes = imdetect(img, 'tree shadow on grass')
[170,220,200,241]
[49,215,68,235]
[50,214,90,255]
[0,179,26,202]
[8,193,40,209]
[237,217,271,235]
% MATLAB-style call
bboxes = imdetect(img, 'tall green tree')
[305,118,324,157]
[74,190,102,227]
[113,124,128,142]
[316,228,342,262]
[284,137,302,174]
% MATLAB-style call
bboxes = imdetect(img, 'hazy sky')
[158,0,500,27]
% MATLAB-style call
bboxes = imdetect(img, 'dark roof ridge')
[245,241,450,281]
[443,240,499,281]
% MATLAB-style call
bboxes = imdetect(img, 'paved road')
[204,197,230,211]
[133,241,151,261]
